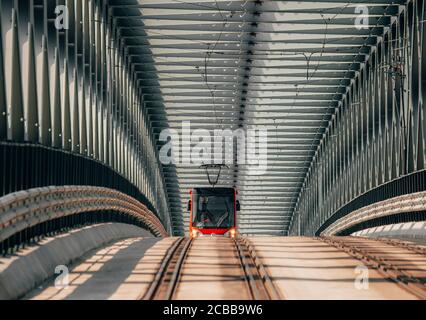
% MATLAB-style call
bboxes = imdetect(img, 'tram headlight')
[225,228,237,239]
[191,229,201,238]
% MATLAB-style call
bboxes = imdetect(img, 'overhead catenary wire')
[270,2,352,159]
[170,0,246,11]
[198,0,235,128]
[292,1,408,229]
[302,1,354,161]
[106,1,404,236]
[272,1,354,216]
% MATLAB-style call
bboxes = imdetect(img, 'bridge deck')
[26,237,425,300]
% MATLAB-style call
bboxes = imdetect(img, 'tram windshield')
[192,190,235,229]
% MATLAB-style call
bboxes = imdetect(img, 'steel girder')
[107,0,409,235]
[0,0,173,234]
[289,0,426,235]
[0,0,422,237]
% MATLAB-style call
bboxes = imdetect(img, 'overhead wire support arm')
[201,164,229,187]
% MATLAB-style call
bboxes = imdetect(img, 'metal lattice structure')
[0,0,424,237]
[0,0,174,234]
[289,0,426,235]
[320,190,426,236]
[0,186,167,248]
[107,0,424,236]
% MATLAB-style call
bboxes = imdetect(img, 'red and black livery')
[188,187,240,238]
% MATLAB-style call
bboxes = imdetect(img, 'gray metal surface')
[108,0,417,235]
[0,0,424,236]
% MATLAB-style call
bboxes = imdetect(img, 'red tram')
[188,187,240,238]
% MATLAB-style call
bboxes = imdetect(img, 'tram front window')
[194,195,234,229]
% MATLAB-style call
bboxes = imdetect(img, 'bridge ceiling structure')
[0,0,423,237]
[110,0,418,236]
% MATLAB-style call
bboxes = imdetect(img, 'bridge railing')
[0,186,168,255]
[321,191,426,236]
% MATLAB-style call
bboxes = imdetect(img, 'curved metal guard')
[0,186,169,245]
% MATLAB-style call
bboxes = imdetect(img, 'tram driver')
[199,196,214,226]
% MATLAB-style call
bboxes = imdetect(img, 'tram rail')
[142,236,280,300]
[319,236,426,300]
[372,237,426,256]
[236,238,282,300]
[141,237,193,300]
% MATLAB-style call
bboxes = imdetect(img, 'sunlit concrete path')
[25,237,426,300]
[27,237,178,300]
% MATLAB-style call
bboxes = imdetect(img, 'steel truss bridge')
[0,0,424,242]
